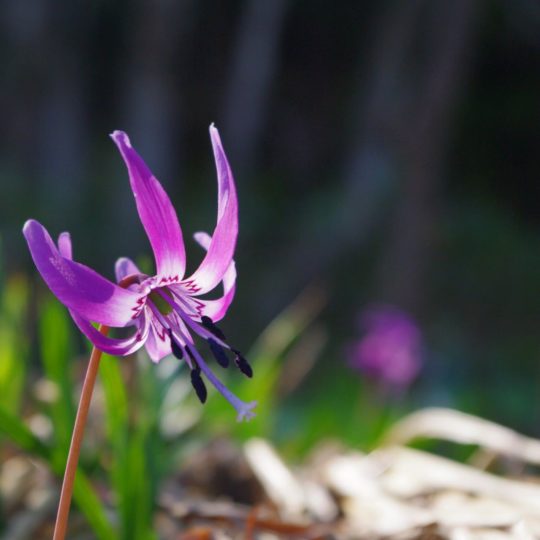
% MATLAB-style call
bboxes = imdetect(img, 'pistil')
[147,286,254,412]
[186,344,256,422]
[156,288,228,346]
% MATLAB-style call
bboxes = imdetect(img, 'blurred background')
[1,0,540,482]
[2,0,540,536]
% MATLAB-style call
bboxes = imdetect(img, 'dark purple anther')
[233,351,253,378]
[168,330,184,360]
[190,368,207,403]
[208,338,230,368]
[201,315,227,341]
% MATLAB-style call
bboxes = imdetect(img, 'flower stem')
[53,324,109,540]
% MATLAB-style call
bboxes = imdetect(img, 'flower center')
[143,284,256,421]
[148,289,173,315]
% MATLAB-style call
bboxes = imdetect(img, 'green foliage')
[0,268,194,538]
[0,276,115,539]
[202,286,326,439]
[0,407,50,460]
[0,275,29,413]
[99,354,160,540]
[39,298,76,469]
[71,474,117,540]
[2,260,524,538]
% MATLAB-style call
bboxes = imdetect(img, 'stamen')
[208,338,229,368]
[168,286,199,314]
[148,290,173,315]
[149,288,255,419]
[201,316,227,341]
[156,289,229,348]
[170,318,195,370]
[185,346,196,363]
[168,330,184,360]
[147,303,194,368]
[190,368,207,403]
[148,302,172,331]
[233,350,253,378]
[187,345,257,422]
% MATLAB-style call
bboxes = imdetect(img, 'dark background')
[1,0,540,436]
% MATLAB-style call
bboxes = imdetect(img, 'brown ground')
[3,408,540,539]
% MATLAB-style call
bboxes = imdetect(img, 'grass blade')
[72,472,116,540]
[0,407,50,459]
[39,299,75,464]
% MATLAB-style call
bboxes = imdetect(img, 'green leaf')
[39,299,75,464]
[204,285,325,438]
[121,429,156,540]
[72,472,117,540]
[99,354,129,441]
[0,275,29,412]
[0,325,26,413]
[100,355,159,539]
[99,354,131,537]
[0,406,116,539]
[0,407,50,459]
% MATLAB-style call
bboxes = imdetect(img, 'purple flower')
[23,126,256,421]
[348,305,422,390]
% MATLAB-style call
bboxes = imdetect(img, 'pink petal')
[71,312,149,356]
[115,257,141,282]
[182,125,238,295]
[144,320,172,363]
[57,232,146,353]
[110,131,186,280]
[24,219,143,327]
[192,232,236,322]
[57,232,72,259]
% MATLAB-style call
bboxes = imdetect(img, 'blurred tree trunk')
[261,0,477,322]
[376,0,477,313]
[261,0,424,315]
[121,0,195,183]
[37,57,88,229]
[221,0,289,181]
[114,0,195,256]
[336,0,424,254]
[2,0,88,232]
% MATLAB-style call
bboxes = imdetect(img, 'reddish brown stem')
[52,275,138,539]
[52,324,109,540]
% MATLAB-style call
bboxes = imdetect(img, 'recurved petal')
[110,131,186,280]
[24,219,143,327]
[71,312,149,356]
[145,321,172,363]
[57,232,72,259]
[115,257,141,282]
[193,232,236,322]
[182,125,238,295]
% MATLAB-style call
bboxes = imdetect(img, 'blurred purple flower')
[23,125,256,421]
[348,305,422,390]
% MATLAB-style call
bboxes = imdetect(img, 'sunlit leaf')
[0,407,50,459]
[39,298,75,466]
[73,472,117,540]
